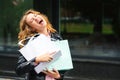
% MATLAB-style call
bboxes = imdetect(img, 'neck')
[38,28,50,37]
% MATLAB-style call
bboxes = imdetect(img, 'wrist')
[35,57,40,64]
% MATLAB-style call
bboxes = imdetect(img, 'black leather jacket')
[15,33,66,80]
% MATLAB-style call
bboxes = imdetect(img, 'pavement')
[0,75,24,80]
[0,77,24,80]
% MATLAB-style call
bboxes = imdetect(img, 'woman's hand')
[42,68,61,79]
[35,52,55,64]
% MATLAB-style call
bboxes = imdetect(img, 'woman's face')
[25,13,47,32]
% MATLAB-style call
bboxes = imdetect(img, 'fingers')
[47,57,53,62]
[49,51,56,56]
[43,68,56,73]
[42,68,53,74]
[52,68,58,73]
[47,52,56,62]
[42,68,60,79]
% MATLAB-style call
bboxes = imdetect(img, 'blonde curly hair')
[18,9,56,42]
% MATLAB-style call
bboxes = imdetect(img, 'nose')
[34,17,39,23]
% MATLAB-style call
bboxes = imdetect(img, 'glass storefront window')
[0,0,33,51]
[60,0,120,59]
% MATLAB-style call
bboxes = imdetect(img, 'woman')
[15,9,66,80]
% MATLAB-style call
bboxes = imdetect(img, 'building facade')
[0,0,120,79]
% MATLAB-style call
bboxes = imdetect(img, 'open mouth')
[39,19,43,24]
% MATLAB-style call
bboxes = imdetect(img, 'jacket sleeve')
[15,52,37,76]
[56,70,67,80]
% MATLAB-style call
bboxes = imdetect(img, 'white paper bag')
[18,34,73,74]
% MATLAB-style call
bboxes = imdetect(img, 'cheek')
[29,22,37,28]
[43,20,47,26]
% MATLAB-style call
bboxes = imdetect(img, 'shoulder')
[18,34,39,47]
[51,32,63,40]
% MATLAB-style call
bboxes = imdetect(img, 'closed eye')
[30,18,34,23]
